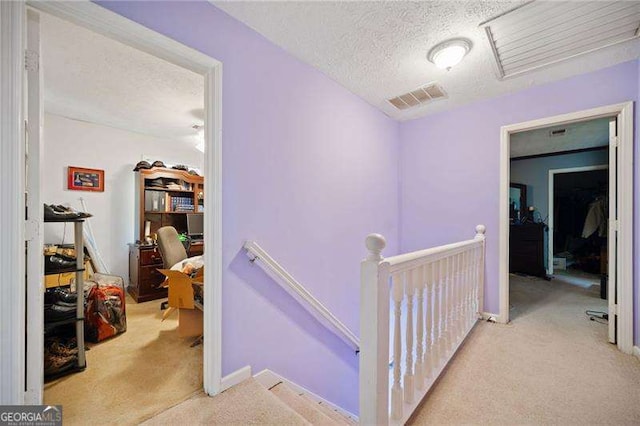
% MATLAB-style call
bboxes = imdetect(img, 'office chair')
[156,226,188,310]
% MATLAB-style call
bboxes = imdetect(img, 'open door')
[607,117,617,344]
[24,8,45,404]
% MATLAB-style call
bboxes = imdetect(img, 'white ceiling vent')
[387,83,447,110]
[481,1,640,79]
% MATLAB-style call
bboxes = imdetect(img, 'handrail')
[386,238,483,273]
[243,241,360,353]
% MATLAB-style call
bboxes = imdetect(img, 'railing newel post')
[360,234,390,425]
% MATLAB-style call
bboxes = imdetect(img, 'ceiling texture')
[214,0,640,120]
[41,12,204,146]
[510,117,610,158]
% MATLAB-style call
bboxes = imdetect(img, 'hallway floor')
[409,274,640,425]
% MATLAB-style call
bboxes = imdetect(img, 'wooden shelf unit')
[134,168,204,241]
[129,168,204,302]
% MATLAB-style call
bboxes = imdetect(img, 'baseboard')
[633,346,640,360]
[221,365,252,392]
[253,368,358,421]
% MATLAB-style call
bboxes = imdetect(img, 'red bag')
[85,284,127,342]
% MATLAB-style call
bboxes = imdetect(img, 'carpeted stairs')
[143,377,357,425]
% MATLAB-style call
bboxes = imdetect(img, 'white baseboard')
[633,346,640,360]
[253,368,358,421]
[221,365,252,392]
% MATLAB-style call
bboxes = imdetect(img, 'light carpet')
[409,274,640,425]
[44,295,202,425]
[142,378,309,425]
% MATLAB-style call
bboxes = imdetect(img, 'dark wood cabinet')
[510,223,547,279]
[128,244,167,302]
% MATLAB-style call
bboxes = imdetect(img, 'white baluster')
[391,273,404,420]
[414,266,425,391]
[445,255,453,355]
[404,270,415,404]
[424,263,433,382]
[438,258,446,361]
[453,253,460,343]
[429,261,438,372]
[465,249,472,329]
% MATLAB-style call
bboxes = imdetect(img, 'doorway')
[499,103,634,355]
[0,0,222,407]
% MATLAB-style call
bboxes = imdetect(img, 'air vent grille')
[387,83,447,110]
[481,1,640,78]
[549,128,567,137]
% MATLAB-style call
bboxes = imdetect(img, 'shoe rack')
[43,217,86,380]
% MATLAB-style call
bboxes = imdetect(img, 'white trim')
[499,102,634,355]
[547,164,608,275]
[221,366,252,392]
[243,241,360,352]
[633,346,640,360]
[253,369,358,421]
[15,0,224,402]
[0,0,26,405]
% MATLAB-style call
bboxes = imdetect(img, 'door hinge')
[610,136,619,148]
[25,49,39,72]
[25,219,39,242]
[610,219,618,232]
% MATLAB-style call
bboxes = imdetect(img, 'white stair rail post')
[360,234,390,426]
[475,225,486,317]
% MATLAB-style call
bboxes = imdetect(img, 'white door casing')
[547,164,608,276]
[2,0,224,403]
[0,0,27,405]
[499,102,634,354]
[24,8,45,404]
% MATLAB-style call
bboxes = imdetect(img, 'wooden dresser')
[128,244,167,302]
[509,223,547,279]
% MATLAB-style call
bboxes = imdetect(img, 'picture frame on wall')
[67,166,105,192]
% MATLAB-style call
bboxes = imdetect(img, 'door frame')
[547,164,609,276]
[499,102,634,354]
[0,0,223,403]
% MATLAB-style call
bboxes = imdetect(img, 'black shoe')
[44,304,76,323]
[52,205,92,219]
[45,255,77,273]
[45,287,78,304]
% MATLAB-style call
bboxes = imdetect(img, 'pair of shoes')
[44,304,76,323]
[133,160,152,171]
[45,287,77,304]
[44,255,78,273]
[43,204,92,220]
[44,348,76,377]
[47,338,78,357]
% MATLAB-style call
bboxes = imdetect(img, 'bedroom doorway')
[499,103,634,355]
[0,0,222,408]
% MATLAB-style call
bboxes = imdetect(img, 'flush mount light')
[427,38,472,70]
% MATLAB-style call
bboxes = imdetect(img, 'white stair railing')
[359,225,486,425]
[244,241,359,352]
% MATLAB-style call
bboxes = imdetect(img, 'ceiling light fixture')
[427,38,472,71]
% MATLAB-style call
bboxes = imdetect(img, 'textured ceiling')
[41,12,204,146]
[510,117,609,158]
[213,1,640,120]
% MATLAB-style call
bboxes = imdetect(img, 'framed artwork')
[67,166,105,192]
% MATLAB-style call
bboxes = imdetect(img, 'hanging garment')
[582,198,607,238]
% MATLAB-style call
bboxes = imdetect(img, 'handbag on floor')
[85,274,127,342]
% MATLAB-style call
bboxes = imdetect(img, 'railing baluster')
[404,270,415,404]
[415,266,425,390]
[391,272,404,420]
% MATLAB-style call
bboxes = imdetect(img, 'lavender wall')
[97,1,399,413]
[399,60,639,344]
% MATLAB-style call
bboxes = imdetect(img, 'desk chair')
[156,226,188,310]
